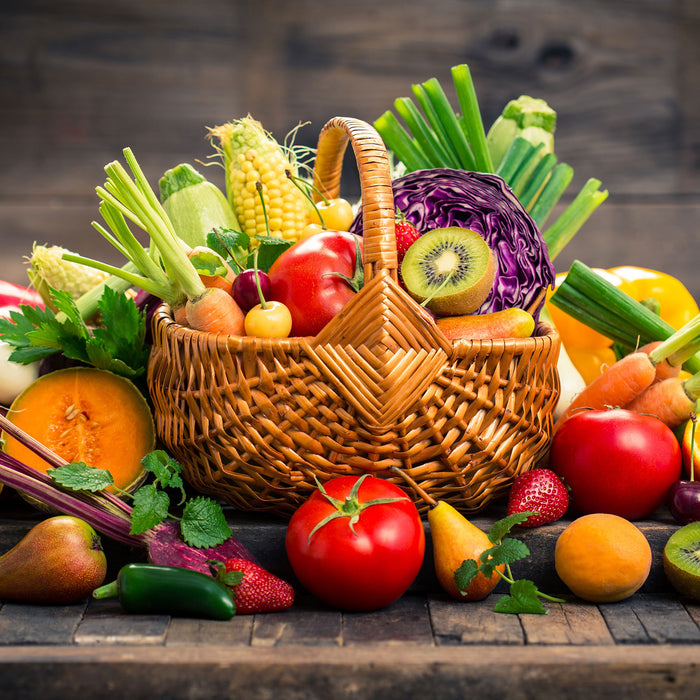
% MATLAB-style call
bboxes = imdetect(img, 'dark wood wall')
[1,0,698,294]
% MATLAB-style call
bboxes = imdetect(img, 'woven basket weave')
[147,116,561,517]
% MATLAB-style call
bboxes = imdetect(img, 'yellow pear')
[428,501,503,600]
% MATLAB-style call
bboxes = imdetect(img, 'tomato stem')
[307,474,409,543]
[320,236,364,293]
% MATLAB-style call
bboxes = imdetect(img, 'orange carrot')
[638,341,680,382]
[553,351,657,432]
[185,286,245,335]
[199,273,234,296]
[625,375,699,430]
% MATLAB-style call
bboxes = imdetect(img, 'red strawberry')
[221,558,294,614]
[507,468,569,527]
[395,210,421,267]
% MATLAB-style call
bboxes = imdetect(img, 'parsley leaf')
[0,286,148,378]
[48,463,115,492]
[130,484,171,535]
[181,496,233,548]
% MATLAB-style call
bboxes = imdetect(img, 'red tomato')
[285,475,425,611]
[267,230,363,337]
[549,408,682,520]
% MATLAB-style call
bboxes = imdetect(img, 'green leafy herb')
[205,227,291,274]
[48,462,115,492]
[48,450,232,549]
[454,511,564,615]
[0,286,149,378]
[181,497,233,549]
[130,484,171,535]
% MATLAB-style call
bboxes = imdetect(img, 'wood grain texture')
[0,0,698,293]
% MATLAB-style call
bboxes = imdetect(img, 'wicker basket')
[147,116,561,517]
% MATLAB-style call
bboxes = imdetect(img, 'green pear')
[428,501,503,600]
[0,515,107,604]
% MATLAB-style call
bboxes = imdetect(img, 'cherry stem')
[285,169,327,228]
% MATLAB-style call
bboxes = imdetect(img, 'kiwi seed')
[663,521,700,600]
[400,227,496,316]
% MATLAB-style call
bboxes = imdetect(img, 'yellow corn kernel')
[209,116,310,242]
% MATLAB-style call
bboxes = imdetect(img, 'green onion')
[496,137,538,183]
[451,63,493,172]
[528,162,574,228]
[517,152,558,209]
[543,179,609,260]
[550,260,700,374]
[394,96,456,169]
[411,83,461,169]
[373,110,431,172]
[421,76,476,171]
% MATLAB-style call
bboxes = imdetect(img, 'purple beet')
[668,480,700,524]
[232,269,271,312]
[0,414,256,571]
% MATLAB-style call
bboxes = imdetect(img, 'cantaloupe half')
[2,368,155,496]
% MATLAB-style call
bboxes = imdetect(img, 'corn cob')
[209,116,309,243]
[28,243,110,312]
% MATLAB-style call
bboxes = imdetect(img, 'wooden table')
[2,497,699,699]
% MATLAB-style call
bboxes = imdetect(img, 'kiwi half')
[663,521,700,600]
[400,227,496,316]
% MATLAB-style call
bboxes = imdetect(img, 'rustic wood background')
[1,0,698,295]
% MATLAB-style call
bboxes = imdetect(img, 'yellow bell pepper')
[545,266,699,385]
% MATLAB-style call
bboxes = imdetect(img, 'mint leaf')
[48,462,115,492]
[180,496,232,548]
[141,450,184,489]
[253,236,293,272]
[454,558,480,593]
[482,538,531,572]
[206,227,250,264]
[130,484,170,535]
[494,579,548,615]
[488,512,535,543]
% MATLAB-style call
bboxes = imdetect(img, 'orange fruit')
[554,513,652,603]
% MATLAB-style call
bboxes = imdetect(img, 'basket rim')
[150,302,560,353]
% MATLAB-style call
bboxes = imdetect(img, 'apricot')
[554,513,652,603]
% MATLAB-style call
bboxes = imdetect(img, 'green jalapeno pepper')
[92,563,236,620]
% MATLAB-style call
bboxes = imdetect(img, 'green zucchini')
[159,163,241,249]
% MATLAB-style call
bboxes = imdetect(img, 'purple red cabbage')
[350,168,556,320]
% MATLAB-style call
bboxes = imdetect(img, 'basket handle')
[313,117,397,283]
